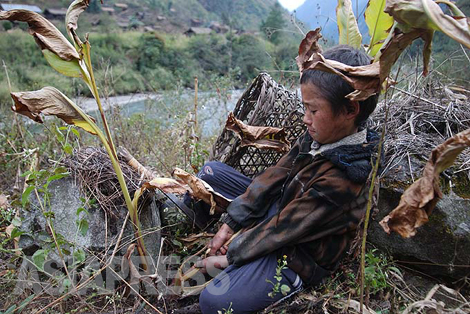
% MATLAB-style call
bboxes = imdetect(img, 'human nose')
[303,111,312,125]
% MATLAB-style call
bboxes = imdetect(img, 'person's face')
[301,83,358,144]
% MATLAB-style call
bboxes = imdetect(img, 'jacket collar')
[298,129,381,183]
[309,129,368,156]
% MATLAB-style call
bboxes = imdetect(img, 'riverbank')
[75,93,162,113]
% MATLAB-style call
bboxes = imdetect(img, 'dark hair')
[300,45,378,126]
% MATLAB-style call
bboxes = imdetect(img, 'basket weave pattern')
[210,73,306,178]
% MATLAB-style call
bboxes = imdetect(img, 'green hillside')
[0,0,304,103]
[2,0,289,32]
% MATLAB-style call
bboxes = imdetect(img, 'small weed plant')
[266,255,291,298]
[217,302,233,314]
[348,249,401,296]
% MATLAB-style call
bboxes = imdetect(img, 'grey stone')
[18,177,161,268]
[369,185,470,280]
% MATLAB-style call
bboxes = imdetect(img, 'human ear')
[346,101,360,119]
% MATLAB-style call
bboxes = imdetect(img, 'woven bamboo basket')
[210,72,306,177]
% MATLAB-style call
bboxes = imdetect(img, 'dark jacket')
[223,129,380,285]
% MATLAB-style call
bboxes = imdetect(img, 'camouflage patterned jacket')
[222,129,380,285]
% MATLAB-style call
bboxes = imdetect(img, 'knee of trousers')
[197,161,224,182]
[199,287,228,314]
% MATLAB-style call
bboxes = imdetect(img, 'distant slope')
[11,0,289,33]
[295,0,369,44]
[197,0,284,31]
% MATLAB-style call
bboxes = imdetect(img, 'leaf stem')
[78,41,149,268]
[67,97,149,269]
[359,91,389,312]
[82,41,118,160]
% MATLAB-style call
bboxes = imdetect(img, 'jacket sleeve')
[221,140,301,231]
[226,165,363,266]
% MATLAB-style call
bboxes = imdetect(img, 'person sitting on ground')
[194,44,380,314]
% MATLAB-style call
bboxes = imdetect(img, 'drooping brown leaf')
[381,0,438,77]
[386,0,470,49]
[0,10,79,61]
[173,168,231,215]
[377,26,434,81]
[142,177,189,195]
[306,57,381,101]
[180,232,215,244]
[384,0,438,30]
[10,86,97,134]
[180,232,215,249]
[225,112,291,152]
[121,244,140,286]
[66,0,90,46]
[296,28,323,72]
[296,29,381,101]
[296,27,427,101]
[173,168,213,206]
[380,128,470,238]
[383,0,470,76]
[121,243,159,297]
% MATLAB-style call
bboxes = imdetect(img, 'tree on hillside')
[232,34,270,81]
[260,2,286,45]
[136,34,165,71]
[189,35,230,74]
[88,0,101,13]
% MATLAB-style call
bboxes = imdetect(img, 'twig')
[390,86,446,109]
[407,153,415,182]
[460,44,470,64]
[290,11,305,36]
[3,59,25,140]
[108,267,164,314]
[155,236,165,276]
[105,210,108,256]
[36,213,130,314]
[194,77,198,133]
[453,166,470,174]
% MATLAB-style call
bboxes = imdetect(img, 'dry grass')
[368,80,470,181]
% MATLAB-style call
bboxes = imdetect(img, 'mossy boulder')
[369,168,470,280]
[18,177,161,269]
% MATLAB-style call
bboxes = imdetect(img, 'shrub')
[136,33,166,71]
[189,34,230,74]
[232,34,270,82]
[2,21,12,31]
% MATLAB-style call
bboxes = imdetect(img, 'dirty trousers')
[196,161,303,314]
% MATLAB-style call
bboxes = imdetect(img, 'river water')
[74,89,244,138]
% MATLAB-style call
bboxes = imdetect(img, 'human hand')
[209,223,233,256]
[194,255,229,275]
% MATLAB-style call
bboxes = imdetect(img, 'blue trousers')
[197,161,303,314]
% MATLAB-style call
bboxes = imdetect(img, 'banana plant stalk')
[80,39,118,160]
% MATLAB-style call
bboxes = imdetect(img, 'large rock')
[18,177,161,268]
[369,181,470,281]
